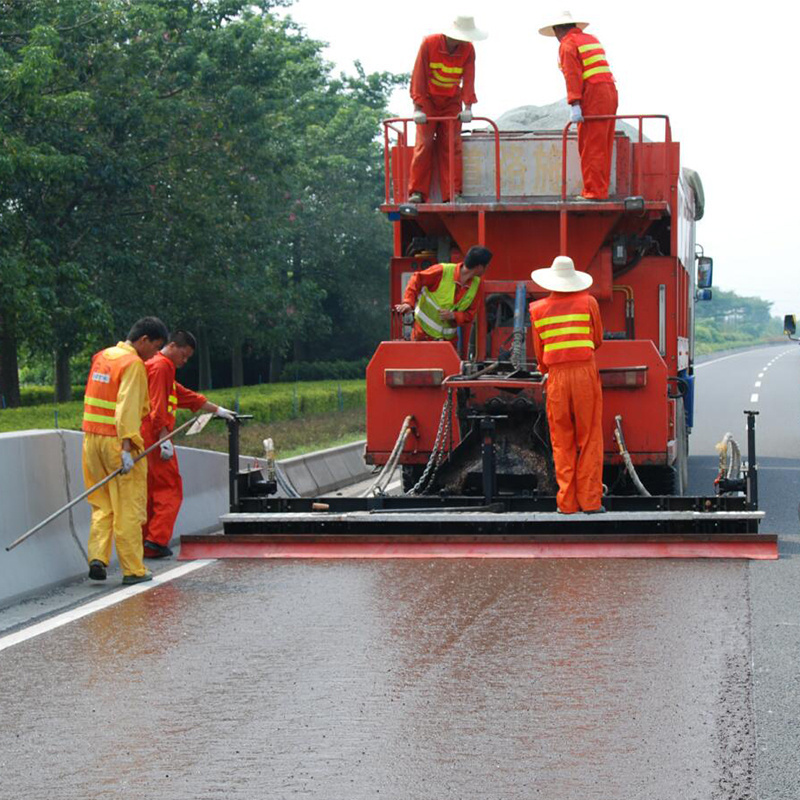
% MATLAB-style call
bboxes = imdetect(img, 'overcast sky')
[279,1,799,320]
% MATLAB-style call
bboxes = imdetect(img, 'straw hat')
[443,15,488,42]
[539,10,589,37]
[531,256,593,292]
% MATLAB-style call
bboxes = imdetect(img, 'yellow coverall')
[82,343,150,577]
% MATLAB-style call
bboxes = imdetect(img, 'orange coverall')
[408,34,477,202]
[402,262,483,344]
[141,352,207,550]
[559,28,618,199]
[530,291,604,513]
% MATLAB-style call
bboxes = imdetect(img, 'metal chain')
[408,388,452,495]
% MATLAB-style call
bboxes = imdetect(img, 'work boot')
[143,540,173,559]
[88,560,107,581]
[407,192,424,203]
[122,570,153,585]
[585,506,607,514]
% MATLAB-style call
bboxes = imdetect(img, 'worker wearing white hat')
[407,16,487,204]
[540,11,618,200]
[529,256,605,513]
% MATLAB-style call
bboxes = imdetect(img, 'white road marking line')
[750,393,759,403]
[386,479,402,493]
[758,372,764,378]
[0,559,215,653]
[755,381,762,387]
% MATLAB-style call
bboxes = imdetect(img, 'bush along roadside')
[0,380,366,433]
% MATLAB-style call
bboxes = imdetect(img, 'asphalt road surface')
[1,343,799,800]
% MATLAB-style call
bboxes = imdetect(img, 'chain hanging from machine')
[407,387,453,496]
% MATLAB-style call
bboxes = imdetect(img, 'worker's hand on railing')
[394,303,413,314]
[459,107,473,123]
[120,450,135,474]
[439,310,456,322]
[160,440,175,461]
[569,103,583,124]
[413,109,427,125]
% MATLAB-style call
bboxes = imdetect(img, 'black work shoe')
[143,540,173,558]
[88,560,107,581]
[122,570,153,585]
[585,506,607,514]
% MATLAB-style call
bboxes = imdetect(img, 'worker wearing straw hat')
[540,11,618,200]
[407,15,487,204]
[530,257,605,513]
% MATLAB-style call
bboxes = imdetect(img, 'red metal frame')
[559,115,673,253]
[382,116,502,203]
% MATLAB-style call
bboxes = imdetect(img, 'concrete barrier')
[0,430,369,608]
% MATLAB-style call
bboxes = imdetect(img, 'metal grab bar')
[382,116,502,204]
[559,114,673,254]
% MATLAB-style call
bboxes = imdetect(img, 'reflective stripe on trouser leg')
[144,447,184,548]
[546,362,604,512]
[577,82,618,198]
[83,433,148,576]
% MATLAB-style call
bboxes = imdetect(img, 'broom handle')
[6,416,200,552]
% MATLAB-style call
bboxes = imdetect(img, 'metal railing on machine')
[382,116,503,204]
[558,114,674,253]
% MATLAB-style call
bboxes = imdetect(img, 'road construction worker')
[540,11,618,200]
[141,330,236,558]
[395,245,492,344]
[82,316,169,584]
[407,15,487,204]
[530,256,605,514]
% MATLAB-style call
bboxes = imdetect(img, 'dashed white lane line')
[750,393,759,403]
[758,373,764,378]
[0,559,215,654]
[755,381,762,388]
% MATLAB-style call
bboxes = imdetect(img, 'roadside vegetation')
[0,380,366,458]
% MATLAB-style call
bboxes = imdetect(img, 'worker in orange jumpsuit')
[540,11,618,200]
[407,15,487,204]
[530,256,605,514]
[83,316,168,584]
[141,330,236,558]
[394,245,492,347]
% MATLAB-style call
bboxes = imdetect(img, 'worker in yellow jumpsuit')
[82,317,169,584]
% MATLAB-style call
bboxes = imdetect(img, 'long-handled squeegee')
[6,413,213,552]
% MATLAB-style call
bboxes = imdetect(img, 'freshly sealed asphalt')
[1,344,799,799]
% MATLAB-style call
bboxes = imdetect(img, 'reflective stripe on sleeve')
[578,42,604,53]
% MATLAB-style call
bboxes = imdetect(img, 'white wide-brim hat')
[539,10,589,37]
[531,256,593,292]
[444,15,488,42]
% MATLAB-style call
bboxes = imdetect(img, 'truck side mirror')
[785,314,797,337]
[695,288,712,302]
[697,256,713,289]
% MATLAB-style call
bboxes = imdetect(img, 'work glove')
[570,104,584,124]
[459,108,473,123]
[120,450,135,474]
[160,439,174,461]
[215,406,236,421]
[413,109,427,125]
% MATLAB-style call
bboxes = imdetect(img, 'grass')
[0,379,367,459]
[179,407,365,459]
